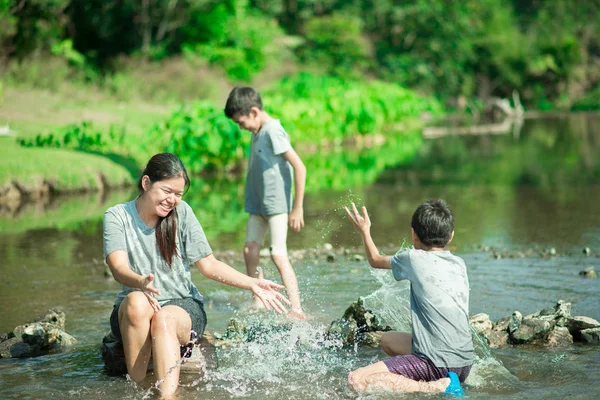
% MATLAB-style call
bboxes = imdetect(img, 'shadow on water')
[1,113,600,399]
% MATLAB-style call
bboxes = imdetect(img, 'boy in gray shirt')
[345,199,474,396]
[225,87,306,318]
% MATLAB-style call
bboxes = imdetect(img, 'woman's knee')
[120,292,153,323]
[150,310,173,335]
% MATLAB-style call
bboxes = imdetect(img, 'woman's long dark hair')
[138,153,190,267]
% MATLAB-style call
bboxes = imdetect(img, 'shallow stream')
[1,113,599,399]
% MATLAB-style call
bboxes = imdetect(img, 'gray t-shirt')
[390,249,475,367]
[103,199,212,305]
[245,119,293,215]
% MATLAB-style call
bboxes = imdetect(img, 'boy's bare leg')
[348,361,450,393]
[271,254,303,317]
[244,241,265,309]
[380,332,412,356]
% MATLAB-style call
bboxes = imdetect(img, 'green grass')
[0,140,135,189]
[0,84,178,189]
[1,85,173,139]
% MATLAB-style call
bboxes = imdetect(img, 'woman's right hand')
[141,273,161,312]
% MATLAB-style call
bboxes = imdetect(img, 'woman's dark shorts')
[384,354,471,383]
[110,296,207,344]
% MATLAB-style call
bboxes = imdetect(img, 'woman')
[104,153,290,397]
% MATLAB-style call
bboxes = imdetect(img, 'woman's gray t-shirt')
[390,249,475,367]
[103,200,212,305]
[245,119,293,216]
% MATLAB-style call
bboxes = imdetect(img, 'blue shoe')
[444,371,464,397]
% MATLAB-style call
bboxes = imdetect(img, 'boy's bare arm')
[283,148,306,232]
[345,203,392,270]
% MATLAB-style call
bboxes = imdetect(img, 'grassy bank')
[0,70,440,192]
[0,140,134,190]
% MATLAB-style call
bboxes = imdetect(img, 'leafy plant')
[147,101,249,175]
[17,121,125,152]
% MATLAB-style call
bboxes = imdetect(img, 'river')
[1,113,599,399]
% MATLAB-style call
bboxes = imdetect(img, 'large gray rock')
[568,316,600,333]
[510,318,552,344]
[101,331,218,376]
[470,313,493,337]
[580,328,600,344]
[327,297,392,347]
[0,308,76,358]
[545,326,573,347]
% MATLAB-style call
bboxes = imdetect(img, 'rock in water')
[100,331,218,376]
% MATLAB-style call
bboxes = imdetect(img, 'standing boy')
[344,200,474,396]
[225,87,306,319]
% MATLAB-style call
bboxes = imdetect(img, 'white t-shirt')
[391,249,475,367]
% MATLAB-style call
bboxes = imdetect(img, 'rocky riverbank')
[212,299,600,350]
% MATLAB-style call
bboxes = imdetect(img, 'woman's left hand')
[251,279,292,314]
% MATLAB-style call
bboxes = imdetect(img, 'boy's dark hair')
[224,87,263,118]
[411,199,454,247]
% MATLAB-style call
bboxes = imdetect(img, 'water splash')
[201,315,359,398]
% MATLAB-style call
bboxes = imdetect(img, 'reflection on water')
[1,114,600,399]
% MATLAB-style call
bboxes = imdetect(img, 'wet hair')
[224,87,263,118]
[138,153,190,267]
[411,199,454,247]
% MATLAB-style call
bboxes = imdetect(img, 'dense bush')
[262,73,442,141]
[146,101,249,175]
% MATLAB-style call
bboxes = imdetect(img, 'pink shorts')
[384,354,471,383]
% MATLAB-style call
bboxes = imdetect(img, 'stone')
[580,328,600,343]
[487,330,509,348]
[101,331,218,376]
[568,316,600,341]
[493,316,510,332]
[510,318,551,344]
[326,297,391,347]
[470,313,493,337]
[579,267,598,279]
[360,331,386,348]
[545,327,573,347]
[508,311,522,334]
[0,338,33,358]
[6,309,77,357]
[323,243,333,251]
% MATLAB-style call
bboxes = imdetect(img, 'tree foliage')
[2,0,600,108]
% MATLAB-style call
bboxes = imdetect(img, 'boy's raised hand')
[345,202,371,234]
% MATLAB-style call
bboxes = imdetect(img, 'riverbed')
[1,113,599,399]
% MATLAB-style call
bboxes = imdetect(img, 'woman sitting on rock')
[103,153,290,398]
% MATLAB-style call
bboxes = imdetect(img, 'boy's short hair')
[411,199,454,247]
[224,87,263,118]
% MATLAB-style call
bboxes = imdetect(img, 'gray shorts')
[110,296,207,344]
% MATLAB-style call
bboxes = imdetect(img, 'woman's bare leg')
[150,305,192,398]
[118,292,155,381]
